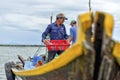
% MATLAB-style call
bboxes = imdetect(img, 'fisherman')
[42,13,68,62]
[68,20,77,44]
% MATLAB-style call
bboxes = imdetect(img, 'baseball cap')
[56,13,68,20]
[70,20,76,25]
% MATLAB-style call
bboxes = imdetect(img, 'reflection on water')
[0,46,46,80]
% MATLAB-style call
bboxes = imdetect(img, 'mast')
[89,0,91,11]
[50,13,53,24]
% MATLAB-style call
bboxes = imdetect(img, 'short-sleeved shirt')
[70,26,77,44]
[42,22,68,40]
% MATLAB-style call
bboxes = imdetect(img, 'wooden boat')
[5,11,120,80]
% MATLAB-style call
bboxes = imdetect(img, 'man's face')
[58,17,65,24]
[70,24,73,27]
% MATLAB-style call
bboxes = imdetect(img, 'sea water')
[0,45,46,80]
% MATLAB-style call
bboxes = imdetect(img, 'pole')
[89,0,91,11]
[50,14,53,24]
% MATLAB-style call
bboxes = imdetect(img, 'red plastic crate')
[45,40,70,51]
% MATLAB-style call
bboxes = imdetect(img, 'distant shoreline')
[0,44,45,47]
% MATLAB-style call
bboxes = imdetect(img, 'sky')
[0,0,120,45]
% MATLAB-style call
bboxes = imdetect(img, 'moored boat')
[5,11,120,80]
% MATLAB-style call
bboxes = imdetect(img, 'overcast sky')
[0,0,120,44]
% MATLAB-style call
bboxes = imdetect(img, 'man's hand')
[43,39,47,44]
[68,36,73,42]
[43,39,52,45]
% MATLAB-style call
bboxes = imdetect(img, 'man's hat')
[56,13,68,20]
[70,20,76,25]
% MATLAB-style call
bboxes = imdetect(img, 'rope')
[33,46,42,57]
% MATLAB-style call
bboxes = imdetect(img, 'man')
[42,13,68,62]
[68,20,77,44]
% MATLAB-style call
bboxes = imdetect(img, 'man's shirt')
[70,26,77,44]
[42,22,68,40]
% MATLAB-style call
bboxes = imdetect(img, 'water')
[0,45,46,80]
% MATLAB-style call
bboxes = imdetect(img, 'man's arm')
[42,25,51,43]
[68,36,73,42]
[63,26,69,39]
[68,28,73,42]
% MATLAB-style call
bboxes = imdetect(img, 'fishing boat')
[5,11,120,80]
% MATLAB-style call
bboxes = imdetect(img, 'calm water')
[0,46,46,80]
